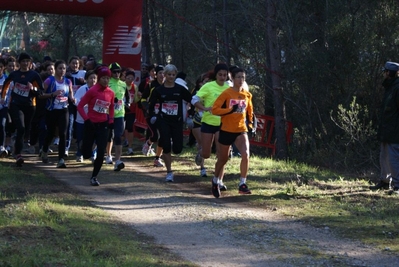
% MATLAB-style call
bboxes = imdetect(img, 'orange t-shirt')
[212,87,253,133]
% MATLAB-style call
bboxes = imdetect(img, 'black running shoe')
[369,180,391,190]
[16,155,24,167]
[238,183,252,194]
[212,180,221,198]
[220,184,227,191]
[90,177,100,186]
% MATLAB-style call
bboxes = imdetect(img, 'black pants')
[43,108,69,160]
[82,121,109,178]
[9,104,35,155]
[157,119,183,154]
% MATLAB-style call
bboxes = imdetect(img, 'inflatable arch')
[1,0,142,71]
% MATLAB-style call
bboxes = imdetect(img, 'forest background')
[1,0,398,179]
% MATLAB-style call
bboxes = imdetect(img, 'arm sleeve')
[77,90,91,121]
[212,91,234,116]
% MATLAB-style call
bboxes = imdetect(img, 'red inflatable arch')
[2,0,142,71]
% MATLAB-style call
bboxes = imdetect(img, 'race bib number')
[93,99,110,114]
[114,99,123,111]
[229,99,246,113]
[54,95,68,105]
[161,103,178,115]
[13,83,30,97]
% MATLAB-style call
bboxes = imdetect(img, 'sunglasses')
[112,70,121,74]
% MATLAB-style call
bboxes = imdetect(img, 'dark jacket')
[377,77,399,143]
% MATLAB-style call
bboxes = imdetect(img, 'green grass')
[1,145,399,266]
[0,164,196,267]
[175,149,399,252]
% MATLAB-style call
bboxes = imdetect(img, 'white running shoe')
[0,146,8,158]
[200,168,207,177]
[142,142,152,156]
[76,155,83,162]
[153,158,165,167]
[105,155,113,164]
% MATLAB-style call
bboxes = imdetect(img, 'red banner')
[2,0,142,70]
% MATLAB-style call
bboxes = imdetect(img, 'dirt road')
[20,151,396,267]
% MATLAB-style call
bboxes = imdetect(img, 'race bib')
[13,83,30,97]
[161,103,178,115]
[114,99,123,111]
[229,99,246,113]
[93,99,110,114]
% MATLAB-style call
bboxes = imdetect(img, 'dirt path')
[27,153,399,267]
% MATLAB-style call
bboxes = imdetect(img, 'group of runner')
[0,53,255,198]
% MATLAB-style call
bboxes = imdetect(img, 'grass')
[1,143,398,266]
[175,149,399,252]
[0,163,196,267]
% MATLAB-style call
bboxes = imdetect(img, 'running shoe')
[219,182,227,191]
[126,148,134,155]
[76,155,83,162]
[142,142,151,156]
[122,139,129,147]
[0,146,8,158]
[90,177,100,186]
[15,154,24,167]
[105,155,113,164]
[238,183,252,195]
[114,160,125,171]
[53,137,59,146]
[57,158,66,168]
[195,152,202,166]
[165,172,174,182]
[41,152,49,163]
[212,180,221,198]
[148,148,156,156]
[200,168,207,177]
[153,158,165,167]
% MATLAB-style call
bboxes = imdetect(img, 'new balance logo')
[105,26,142,55]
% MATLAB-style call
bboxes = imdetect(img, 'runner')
[77,66,114,186]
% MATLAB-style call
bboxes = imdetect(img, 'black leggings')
[82,121,109,178]
[43,109,69,160]
[9,104,35,155]
[157,119,183,154]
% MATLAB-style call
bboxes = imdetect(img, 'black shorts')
[201,122,220,134]
[218,130,245,146]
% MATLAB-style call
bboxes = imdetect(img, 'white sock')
[239,177,247,185]
[213,177,219,184]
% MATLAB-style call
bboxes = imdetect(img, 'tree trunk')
[19,12,30,53]
[62,15,71,62]
[266,0,287,160]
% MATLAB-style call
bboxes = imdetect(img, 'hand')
[186,116,194,129]
[150,116,157,124]
[247,127,256,138]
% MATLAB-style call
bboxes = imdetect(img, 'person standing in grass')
[211,67,255,198]
[370,61,399,195]
[77,66,114,186]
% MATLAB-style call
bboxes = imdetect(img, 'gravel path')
[35,157,399,267]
